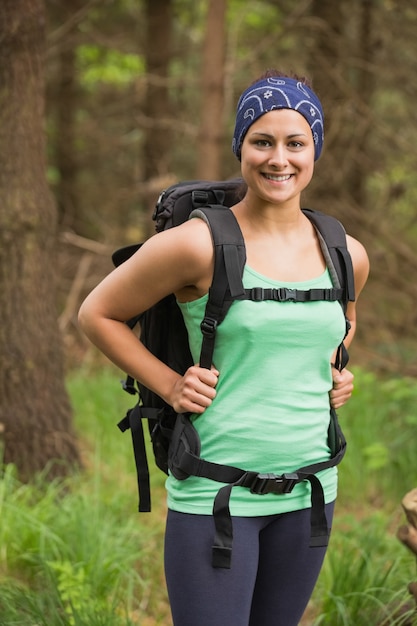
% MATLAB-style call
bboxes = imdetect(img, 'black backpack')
[114,178,355,568]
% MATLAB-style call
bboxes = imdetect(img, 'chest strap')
[241,287,343,303]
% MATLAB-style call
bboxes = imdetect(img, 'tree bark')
[196,0,227,180]
[307,0,377,237]
[54,35,79,230]
[0,0,81,480]
[143,0,172,182]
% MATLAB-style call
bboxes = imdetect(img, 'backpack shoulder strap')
[302,208,355,310]
[189,205,246,369]
[303,208,355,371]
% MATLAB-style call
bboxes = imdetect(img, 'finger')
[179,373,217,406]
[190,365,219,387]
[177,389,216,414]
[329,390,352,409]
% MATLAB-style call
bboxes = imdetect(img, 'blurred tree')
[307,0,377,234]
[303,0,417,369]
[47,0,146,240]
[142,0,173,206]
[48,0,85,231]
[0,0,81,479]
[196,0,227,179]
[40,0,417,374]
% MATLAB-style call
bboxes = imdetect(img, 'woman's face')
[240,108,315,207]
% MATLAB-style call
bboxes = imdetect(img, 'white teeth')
[265,174,291,182]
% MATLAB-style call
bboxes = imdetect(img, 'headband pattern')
[232,77,324,161]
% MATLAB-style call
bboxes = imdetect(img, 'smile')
[263,173,292,182]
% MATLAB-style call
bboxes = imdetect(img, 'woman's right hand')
[170,365,219,414]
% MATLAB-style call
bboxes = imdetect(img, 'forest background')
[1,0,417,623]
[52,0,417,376]
[1,0,417,541]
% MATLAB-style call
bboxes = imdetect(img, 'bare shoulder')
[149,217,213,273]
[346,234,370,296]
[346,234,369,269]
[79,218,214,324]
[130,217,214,297]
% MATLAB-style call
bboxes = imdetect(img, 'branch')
[59,252,94,332]
[60,231,113,256]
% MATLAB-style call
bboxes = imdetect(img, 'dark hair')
[252,69,312,89]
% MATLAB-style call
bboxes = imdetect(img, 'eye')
[288,140,303,148]
[254,139,272,148]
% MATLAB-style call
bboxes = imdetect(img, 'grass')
[0,365,416,625]
[308,510,417,625]
[0,366,170,626]
[336,369,417,508]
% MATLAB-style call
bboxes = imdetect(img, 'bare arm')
[78,219,219,413]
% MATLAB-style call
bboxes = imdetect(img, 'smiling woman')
[239,109,315,213]
[78,69,369,626]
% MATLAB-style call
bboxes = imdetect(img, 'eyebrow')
[250,131,308,139]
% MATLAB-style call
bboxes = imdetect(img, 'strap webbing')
[223,244,246,298]
[210,466,336,568]
[190,205,246,370]
[241,287,343,303]
[338,247,356,303]
[118,405,160,512]
[172,425,346,568]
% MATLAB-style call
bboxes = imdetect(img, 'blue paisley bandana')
[232,76,324,161]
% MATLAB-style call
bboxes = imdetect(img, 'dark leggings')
[164,502,334,626]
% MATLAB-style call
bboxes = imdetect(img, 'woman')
[79,71,369,626]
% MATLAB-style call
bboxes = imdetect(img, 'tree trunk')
[143,0,172,182]
[0,0,81,480]
[141,0,173,232]
[47,0,88,233]
[54,35,79,230]
[307,0,377,237]
[196,0,227,180]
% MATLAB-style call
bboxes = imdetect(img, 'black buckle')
[250,472,299,495]
[200,317,218,337]
[121,378,137,396]
[279,288,297,302]
[252,287,264,301]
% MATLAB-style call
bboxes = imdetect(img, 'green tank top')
[167,265,346,516]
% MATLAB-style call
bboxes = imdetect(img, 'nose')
[268,144,288,168]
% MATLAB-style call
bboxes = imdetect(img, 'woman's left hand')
[329,367,354,409]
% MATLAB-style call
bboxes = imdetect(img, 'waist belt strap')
[174,448,345,569]
[211,470,329,568]
[170,414,346,569]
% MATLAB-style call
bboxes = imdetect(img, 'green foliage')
[0,463,151,623]
[337,368,417,507]
[312,511,417,625]
[76,45,145,88]
[0,378,168,626]
[228,0,282,29]
[1,366,417,624]
[227,0,286,69]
